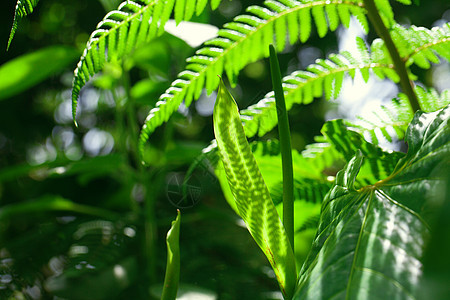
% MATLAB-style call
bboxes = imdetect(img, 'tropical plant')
[1,0,450,299]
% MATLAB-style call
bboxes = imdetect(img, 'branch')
[363,0,421,112]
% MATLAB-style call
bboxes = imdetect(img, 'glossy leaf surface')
[213,79,296,298]
[295,105,450,299]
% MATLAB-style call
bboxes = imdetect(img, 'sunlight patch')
[164,20,219,48]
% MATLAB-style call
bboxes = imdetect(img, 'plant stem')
[122,70,143,170]
[122,68,157,289]
[144,182,157,285]
[363,0,421,112]
[269,45,294,252]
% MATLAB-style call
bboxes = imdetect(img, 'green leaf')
[72,0,222,123]
[270,44,295,250]
[138,0,368,154]
[352,87,450,146]
[0,195,119,221]
[322,119,403,186]
[210,140,328,244]
[0,46,79,100]
[161,210,181,300]
[0,154,128,185]
[213,79,297,299]
[7,0,40,50]
[312,5,328,38]
[294,105,450,299]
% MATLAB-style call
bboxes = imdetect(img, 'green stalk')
[363,0,421,112]
[269,45,294,252]
[122,69,142,169]
[161,210,181,300]
[122,68,157,289]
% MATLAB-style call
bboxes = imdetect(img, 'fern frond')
[270,178,331,206]
[239,23,450,140]
[402,23,450,69]
[240,48,395,138]
[321,119,403,186]
[369,22,450,70]
[7,0,40,50]
[138,0,369,155]
[295,214,320,233]
[301,136,344,176]
[372,0,413,28]
[373,0,394,28]
[352,87,450,144]
[72,0,221,124]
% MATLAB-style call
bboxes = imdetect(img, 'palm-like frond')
[7,0,40,50]
[270,178,331,206]
[138,0,372,155]
[295,214,320,233]
[241,48,396,138]
[301,136,344,175]
[71,0,221,124]
[352,87,450,144]
[285,119,403,188]
[398,23,450,68]
[322,119,403,187]
[369,22,450,70]
[373,0,414,28]
[241,22,450,140]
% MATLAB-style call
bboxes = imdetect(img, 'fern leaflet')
[138,0,370,157]
[7,0,40,50]
[352,87,450,144]
[71,0,221,124]
[241,22,450,140]
[398,23,450,69]
[241,49,395,138]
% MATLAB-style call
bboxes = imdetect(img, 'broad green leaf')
[212,140,327,265]
[161,210,181,300]
[0,195,119,221]
[0,46,79,100]
[294,105,450,299]
[213,79,296,298]
[0,154,128,184]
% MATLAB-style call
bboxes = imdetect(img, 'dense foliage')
[0,0,449,299]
